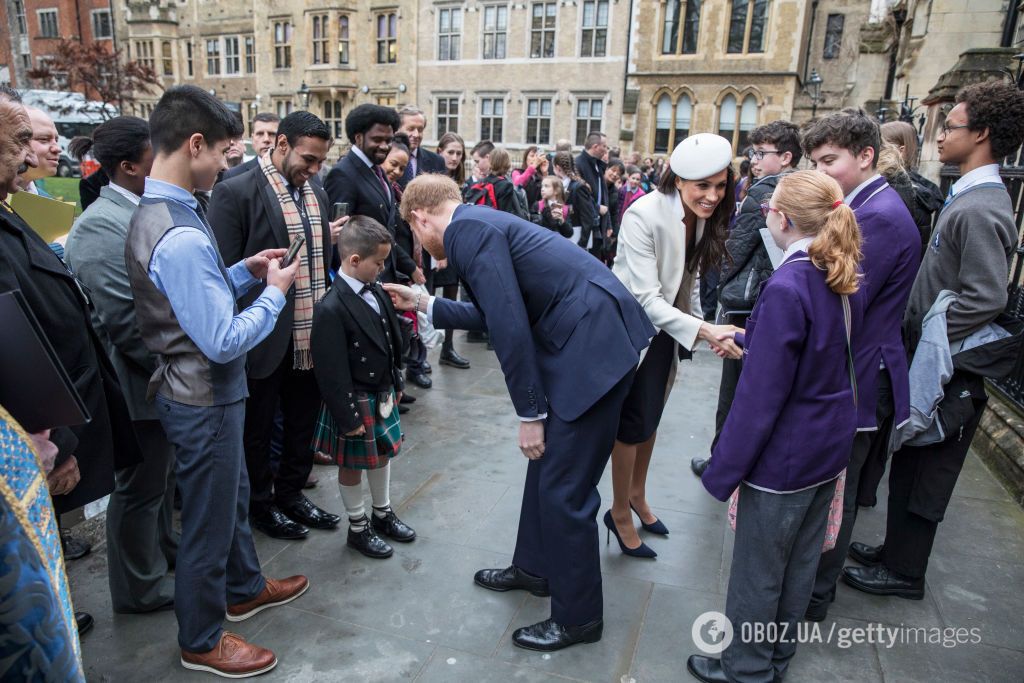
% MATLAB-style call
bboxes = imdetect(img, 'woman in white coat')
[606,134,742,557]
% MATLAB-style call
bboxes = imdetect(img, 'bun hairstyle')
[773,170,862,295]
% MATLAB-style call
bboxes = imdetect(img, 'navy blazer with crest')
[324,150,418,282]
[207,164,335,379]
[430,204,654,422]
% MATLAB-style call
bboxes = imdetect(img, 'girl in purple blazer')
[688,171,863,683]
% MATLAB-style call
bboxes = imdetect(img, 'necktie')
[360,283,373,295]
[410,151,418,177]
[373,165,390,198]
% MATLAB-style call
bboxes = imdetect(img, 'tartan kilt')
[311,391,403,470]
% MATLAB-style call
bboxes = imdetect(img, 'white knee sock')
[367,463,391,517]
[338,481,366,531]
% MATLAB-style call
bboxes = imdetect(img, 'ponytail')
[774,170,862,295]
[808,203,861,295]
[68,136,94,161]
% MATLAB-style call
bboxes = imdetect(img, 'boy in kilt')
[311,216,416,558]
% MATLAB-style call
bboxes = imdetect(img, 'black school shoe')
[473,565,550,597]
[370,508,416,542]
[512,618,603,651]
[347,519,393,559]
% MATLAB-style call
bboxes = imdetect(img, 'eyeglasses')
[939,123,970,136]
[747,149,781,161]
[759,203,783,219]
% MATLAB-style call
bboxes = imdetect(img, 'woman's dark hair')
[149,85,243,155]
[68,116,150,172]
[957,80,1024,160]
[519,145,539,171]
[608,159,626,173]
[657,164,735,274]
[344,103,401,144]
[390,132,411,156]
[437,132,466,185]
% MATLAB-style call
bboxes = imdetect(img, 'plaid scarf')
[259,152,325,370]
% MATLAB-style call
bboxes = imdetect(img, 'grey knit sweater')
[904,183,1016,343]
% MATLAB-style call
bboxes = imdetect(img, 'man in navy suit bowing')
[385,174,655,652]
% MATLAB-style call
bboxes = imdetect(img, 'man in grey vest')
[125,85,308,678]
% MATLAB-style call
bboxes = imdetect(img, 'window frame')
[376,12,398,64]
[482,5,508,60]
[479,96,505,143]
[273,20,293,69]
[529,2,558,59]
[717,92,759,152]
[90,9,112,40]
[323,99,344,139]
[823,13,844,60]
[661,0,701,55]
[652,92,692,153]
[206,38,222,76]
[161,40,174,76]
[185,41,194,77]
[574,97,604,146]
[438,7,462,61]
[727,0,770,54]
[37,8,59,38]
[525,97,553,145]
[244,35,256,73]
[13,0,27,35]
[580,0,608,58]
[224,36,240,75]
[436,96,460,136]
[311,14,329,65]
[338,15,351,65]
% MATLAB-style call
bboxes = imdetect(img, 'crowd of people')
[0,76,1022,682]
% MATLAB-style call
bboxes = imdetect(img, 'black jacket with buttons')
[311,280,405,433]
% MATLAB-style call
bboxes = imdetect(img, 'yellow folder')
[10,191,76,243]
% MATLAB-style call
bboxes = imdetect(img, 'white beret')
[669,133,734,180]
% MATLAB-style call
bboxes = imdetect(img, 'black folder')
[0,289,91,432]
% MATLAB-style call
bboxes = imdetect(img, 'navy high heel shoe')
[603,510,657,558]
[630,502,669,535]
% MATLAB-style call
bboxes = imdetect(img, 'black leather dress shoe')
[512,618,602,651]
[466,330,489,343]
[408,371,432,389]
[843,565,924,599]
[804,601,829,622]
[279,496,341,530]
[399,393,416,404]
[690,457,710,477]
[370,509,416,542]
[398,404,410,414]
[848,541,883,567]
[687,655,728,683]
[61,530,92,560]
[473,565,550,597]
[440,349,471,369]
[347,522,393,559]
[250,507,309,540]
[75,611,94,636]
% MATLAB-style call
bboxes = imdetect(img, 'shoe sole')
[347,543,394,559]
[842,576,924,600]
[848,554,883,567]
[439,360,471,369]
[473,577,550,598]
[181,657,278,679]
[512,631,602,652]
[225,582,310,622]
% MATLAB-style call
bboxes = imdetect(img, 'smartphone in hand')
[331,202,349,221]
[282,234,306,268]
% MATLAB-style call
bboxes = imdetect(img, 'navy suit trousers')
[512,368,635,626]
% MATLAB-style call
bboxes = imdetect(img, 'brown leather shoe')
[226,575,309,622]
[180,632,277,678]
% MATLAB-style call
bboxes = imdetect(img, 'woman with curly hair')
[605,134,742,558]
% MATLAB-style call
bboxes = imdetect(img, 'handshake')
[697,322,744,360]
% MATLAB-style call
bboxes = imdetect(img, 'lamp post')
[296,82,311,110]
[807,68,824,118]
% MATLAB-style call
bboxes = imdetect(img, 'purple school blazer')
[702,252,861,501]
[848,176,920,430]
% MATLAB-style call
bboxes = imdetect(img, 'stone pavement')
[70,341,1024,682]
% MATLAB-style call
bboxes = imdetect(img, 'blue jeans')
[156,397,265,653]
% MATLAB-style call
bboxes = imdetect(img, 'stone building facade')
[1,0,115,88]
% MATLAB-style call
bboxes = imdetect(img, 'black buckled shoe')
[848,541,883,567]
[686,655,729,683]
[251,507,309,540]
[347,520,393,559]
[439,349,471,369]
[842,565,925,599]
[690,457,710,477]
[512,618,602,652]
[407,371,432,389]
[473,565,550,597]
[370,508,416,542]
[279,496,341,530]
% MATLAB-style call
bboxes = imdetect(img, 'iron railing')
[938,146,1024,410]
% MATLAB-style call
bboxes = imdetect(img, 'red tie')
[373,165,390,198]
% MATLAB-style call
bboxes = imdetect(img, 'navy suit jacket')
[431,205,654,422]
[398,147,446,188]
[848,176,920,429]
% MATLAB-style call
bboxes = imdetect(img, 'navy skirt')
[616,331,677,444]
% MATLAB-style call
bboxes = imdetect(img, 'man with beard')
[209,111,345,540]
[325,104,421,284]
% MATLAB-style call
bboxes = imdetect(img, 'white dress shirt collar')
[108,182,141,206]
[783,236,815,261]
[338,270,380,314]
[951,163,1001,197]
[844,173,882,204]
[351,145,374,169]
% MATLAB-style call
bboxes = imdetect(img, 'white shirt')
[24,181,40,195]
[950,163,1001,197]
[338,270,380,315]
[782,236,815,261]
[844,173,883,204]
[351,145,374,169]
[108,182,141,206]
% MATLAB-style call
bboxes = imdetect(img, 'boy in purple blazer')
[801,109,921,618]
[689,171,863,683]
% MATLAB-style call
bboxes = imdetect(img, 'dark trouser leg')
[712,358,742,452]
[272,367,320,505]
[243,358,287,516]
[722,483,833,683]
[811,372,894,609]
[406,334,427,374]
[158,398,264,653]
[514,369,634,626]
[440,284,458,353]
[106,418,177,613]
[881,400,984,579]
